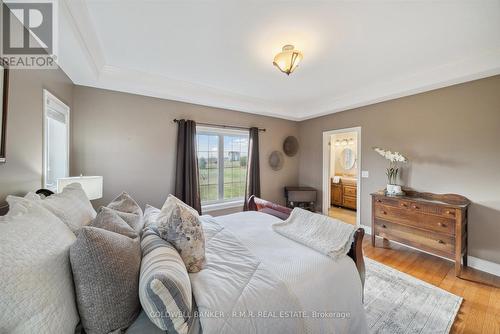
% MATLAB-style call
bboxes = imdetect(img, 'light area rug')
[364,258,462,334]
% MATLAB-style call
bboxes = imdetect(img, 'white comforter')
[190,211,368,334]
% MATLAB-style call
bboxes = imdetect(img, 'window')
[196,127,249,206]
[43,90,70,191]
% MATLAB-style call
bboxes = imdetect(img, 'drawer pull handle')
[382,211,387,215]
[376,199,382,203]
[437,222,447,227]
[412,205,419,209]
[381,224,387,228]
[437,239,445,244]
[400,203,408,207]
[446,210,454,215]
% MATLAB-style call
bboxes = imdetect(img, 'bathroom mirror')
[340,148,355,170]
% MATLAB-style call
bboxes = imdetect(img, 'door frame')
[322,126,361,226]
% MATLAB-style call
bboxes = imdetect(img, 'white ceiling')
[57,0,500,121]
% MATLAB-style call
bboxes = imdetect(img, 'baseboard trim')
[360,224,500,277]
[467,256,500,277]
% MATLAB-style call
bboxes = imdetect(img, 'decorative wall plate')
[268,151,284,171]
[283,136,299,157]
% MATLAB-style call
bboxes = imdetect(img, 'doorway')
[322,127,361,226]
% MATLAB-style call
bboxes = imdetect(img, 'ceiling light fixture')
[273,44,303,75]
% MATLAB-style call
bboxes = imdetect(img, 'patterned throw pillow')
[107,192,144,233]
[139,228,193,333]
[155,195,206,273]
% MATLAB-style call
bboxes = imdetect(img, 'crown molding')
[59,0,105,78]
[93,65,294,120]
[295,48,500,120]
[58,4,500,122]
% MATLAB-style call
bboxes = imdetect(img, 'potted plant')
[373,147,408,195]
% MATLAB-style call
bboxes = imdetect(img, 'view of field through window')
[197,131,249,203]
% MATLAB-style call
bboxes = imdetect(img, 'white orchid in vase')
[373,147,408,195]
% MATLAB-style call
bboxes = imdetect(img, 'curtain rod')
[173,119,266,132]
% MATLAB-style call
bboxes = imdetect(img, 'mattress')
[192,211,368,334]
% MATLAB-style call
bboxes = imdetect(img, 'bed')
[187,196,368,334]
[22,189,367,333]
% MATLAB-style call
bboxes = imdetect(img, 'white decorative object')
[373,147,408,194]
[386,184,402,195]
[57,176,103,200]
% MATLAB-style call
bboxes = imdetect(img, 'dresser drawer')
[374,204,455,235]
[407,201,456,219]
[373,196,410,208]
[343,186,357,197]
[374,220,454,258]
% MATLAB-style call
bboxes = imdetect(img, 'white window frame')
[196,126,249,211]
[43,89,70,191]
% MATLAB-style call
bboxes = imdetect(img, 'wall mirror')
[340,148,355,170]
[0,65,9,163]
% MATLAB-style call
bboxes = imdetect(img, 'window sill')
[202,200,244,213]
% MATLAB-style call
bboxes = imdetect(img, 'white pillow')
[5,192,41,216]
[36,183,97,233]
[0,200,79,333]
[143,204,160,229]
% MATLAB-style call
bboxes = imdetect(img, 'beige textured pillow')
[155,195,206,273]
[70,227,141,334]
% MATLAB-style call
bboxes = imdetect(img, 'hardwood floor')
[364,236,500,334]
[328,206,357,225]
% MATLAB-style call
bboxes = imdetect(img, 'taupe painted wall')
[71,86,299,212]
[298,75,500,264]
[0,68,74,205]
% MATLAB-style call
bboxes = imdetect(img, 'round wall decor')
[283,136,299,157]
[268,151,284,171]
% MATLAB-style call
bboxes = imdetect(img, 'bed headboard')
[0,202,8,216]
[247,195,292,220]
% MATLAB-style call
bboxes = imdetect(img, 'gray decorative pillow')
[139,228,193,333]
[156,195,206,273]
[107,192,144,233]
[91,206,138,239]
[70,227,141,334]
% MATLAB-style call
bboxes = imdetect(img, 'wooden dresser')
[371,190,470,276]
[331,178,357,210]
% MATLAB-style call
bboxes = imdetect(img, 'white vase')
[386,184,402,195]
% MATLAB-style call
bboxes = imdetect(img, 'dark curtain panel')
[175,119,202,214]
[244,127,261,210]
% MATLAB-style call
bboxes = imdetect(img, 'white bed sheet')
[213,211,368,334]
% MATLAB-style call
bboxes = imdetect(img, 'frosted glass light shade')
[273,45,303,75]
[57,176,103,200]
